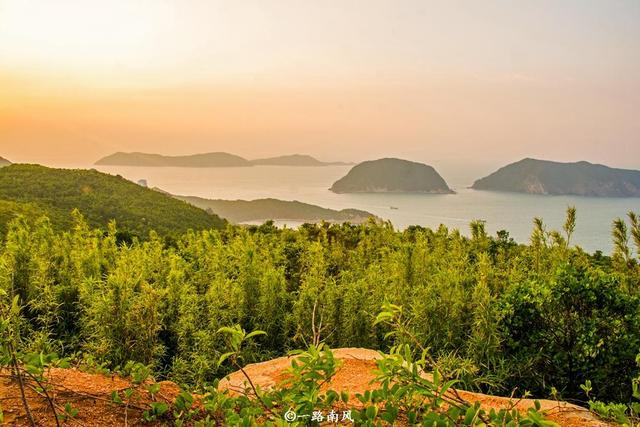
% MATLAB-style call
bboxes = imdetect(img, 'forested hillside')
[1,207,640,412]
[0,164,225,237]
[176,195,375,223]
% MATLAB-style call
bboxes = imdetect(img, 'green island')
[473,158,640,197]
[330,158,454,194]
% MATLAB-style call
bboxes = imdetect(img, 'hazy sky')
[1,0,639,177]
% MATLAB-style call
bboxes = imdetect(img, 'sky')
[1,0,639,178]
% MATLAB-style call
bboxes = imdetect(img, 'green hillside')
[0,164,225,236]
[176,195,375,223]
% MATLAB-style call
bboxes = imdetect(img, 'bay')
[93,164,640,254]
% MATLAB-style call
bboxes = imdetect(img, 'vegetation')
[0,164,225,237]
[330,158,453,194]
[1,206,640,424]
[176,196,374,224]
[472,158,640,197]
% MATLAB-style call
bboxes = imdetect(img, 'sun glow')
[0,0,176,77]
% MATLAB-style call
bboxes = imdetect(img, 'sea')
[92,164,640,255]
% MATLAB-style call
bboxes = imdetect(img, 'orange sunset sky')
[1,0,639,173]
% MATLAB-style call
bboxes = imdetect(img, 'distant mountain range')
[0,157,11,167]
[95,152,350,167]
[175,196,375,224]
[330,158,454,194]
[250,154,350,166]
[472,158,640,197]
[95,152,250,167]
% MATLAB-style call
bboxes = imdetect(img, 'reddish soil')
[0,367,181,426]
[218,348,613,427]
[0,348,614,426]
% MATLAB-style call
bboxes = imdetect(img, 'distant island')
[0,156,11,167]
[330,158,454,194]
[472,158,640,197]
[95,152,348,167]
[250,154,351,166]
[95,152,251,167]
[175,195,375,224]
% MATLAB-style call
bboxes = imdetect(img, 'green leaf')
[151,402,169,416]
[217,326,241,336]
[111,391,123,404]
[217,352,236,367]
[147,383,161,395]
[245,330,267,340]
[365,405,378,420]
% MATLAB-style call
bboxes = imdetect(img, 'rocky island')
[0,156,11,167]
[472,158,640,197]
[329,158,453,194]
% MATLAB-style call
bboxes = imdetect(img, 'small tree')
[612,218,631,265]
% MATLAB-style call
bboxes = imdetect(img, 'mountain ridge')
[0,164,225,236]
[95,151,251,167]
[250,154,351,166]
[472,158,640,197]
[175,195,375,224]
[95,152,349,167]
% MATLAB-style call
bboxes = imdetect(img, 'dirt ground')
[218,348,613,427]
[0,367,181,426]
[0,348,613,426]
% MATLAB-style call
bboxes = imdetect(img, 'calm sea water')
[92,165,640,254]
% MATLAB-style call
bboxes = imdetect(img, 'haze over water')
[94,164,640,254]
[2,0,639,254]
